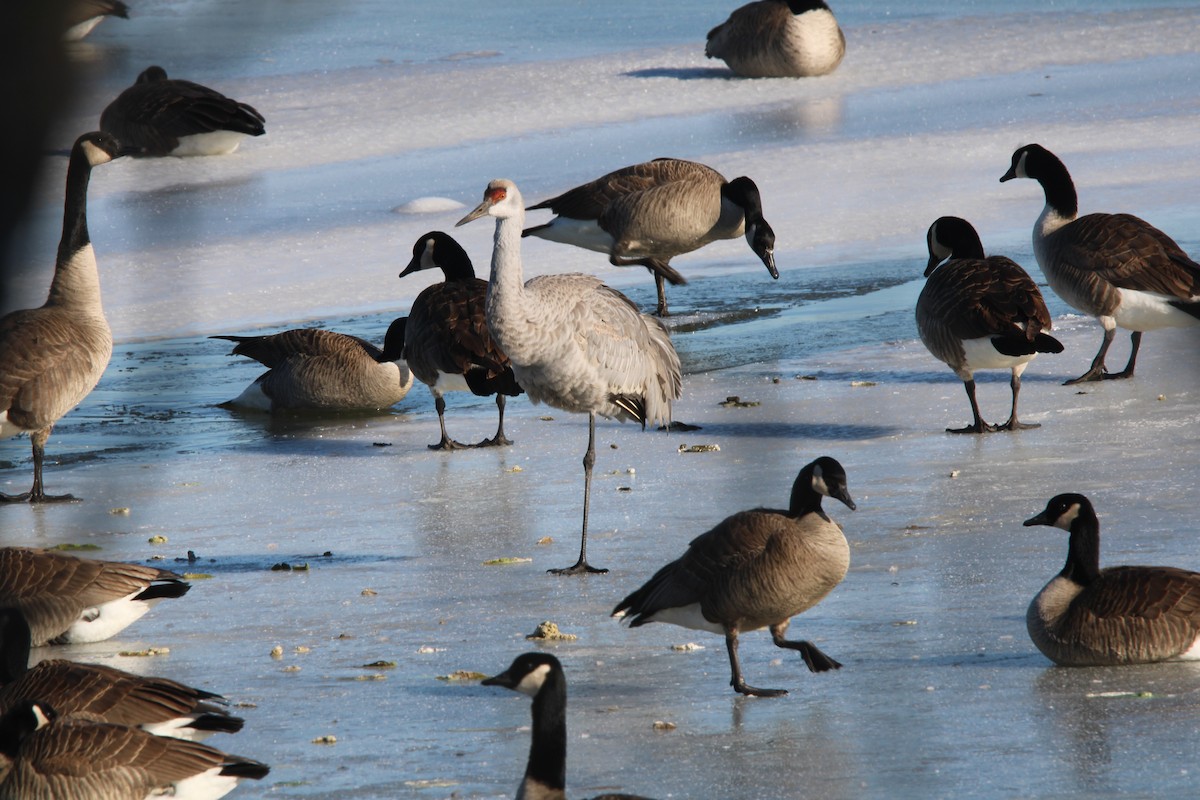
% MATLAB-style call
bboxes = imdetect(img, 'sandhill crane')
[458,179,682,575]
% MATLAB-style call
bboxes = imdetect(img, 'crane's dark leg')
[550,412,607,575]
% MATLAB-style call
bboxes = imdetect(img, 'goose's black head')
[1000,143,1059,183]
[400,230,475,280]
[724,177,779,280]
[924,216,985,276]
[1023,493,1092,531]
[136,65,169,84]
[0,700,57,757]
[482,652,563,698]
[791,456,856,519]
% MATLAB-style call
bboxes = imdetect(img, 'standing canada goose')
[483,652,656,800]
[62,0,129,41]
[458,179,682,575]
[1000,143,1200,384]
[612,456,855,697]
[918,216,1063,434]
[1023,494,1200,666]
[0,547,189,646]
[0,608,242,740]
[0,700,269,799]
[211,318,412,412]
[522,158,778,316]
[399,231,523,449]
[99,66,266,157]
[706,0,846,79]
[0,131,127,503]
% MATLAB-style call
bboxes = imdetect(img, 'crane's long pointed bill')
[456,201,491,226]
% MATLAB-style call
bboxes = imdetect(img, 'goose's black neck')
[525,667,568,793]
[380,317,406,361]
[1061,505,1102,586]
[1034,150,1079,220]
[437,237,477,283]
[58,144,96,266]
[0,609,32,684]
[788,468,827,521]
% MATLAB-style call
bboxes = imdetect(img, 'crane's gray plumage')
[523,158,778,316]
[399,231,523,449]
[918,216,1062,434]
[458,179,682,575]
[0,547,189,646]
[0,608,242,740]
[483,653,656,800]
[212,319,412,412]
[613,456,855,697]
[100,66,266,157]
[1,131,126,503]
[1023,493,1200,666]
[1001,143,1200,384]
[706,0,845,78]
[0,700,269,799]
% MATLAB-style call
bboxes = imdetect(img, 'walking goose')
[0,547,189,646]
[458,179,682,575]
[483,652,656,800]
[212,318,412,412]
[100,66,266,157]
[0,700,269,799]
[0,608,242,740]
[522,158,778,316]
[918,216,1063,434]
[62,0,128,41]
[0,131,127,503]
[399,231,523,449]
[706,0,846,79]
[1000,143,1200,384]
[1023,493,1200,666]
[612,456,855,697]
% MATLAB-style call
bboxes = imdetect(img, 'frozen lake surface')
[3,1,1200,797]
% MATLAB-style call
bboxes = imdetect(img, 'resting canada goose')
[99,66,266,157]
[483,652,656,800]
[523,158,778,316]
[0,608,242,740]
[62,0,128,41]
[612,456,855,696]
[399,231,523,449]
[706,0,846,79]
[211,318,413,412]
[1023,493,1200,666]
[1000,143,1200,384]
[0,547,189,646]
[458,179,682,575]
[0,700,269,799]
[0,131,127,503]
[918,216,1063,434]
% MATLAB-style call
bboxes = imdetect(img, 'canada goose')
[483,652,656,800]
[62,0,128,42]
[0,131,127,503]
[0,547,189,646]
[0,700,269,799]
[0,608,242,740]
[99,66,265,157]
[399,231,523,449]
[1023,494,1200,666]
[706,0,846,79]
[612,456,855,696]
[1000,143,1200,384]
[918,216,1063,434]
[458,179,682,575]
[523,158,778,316]
[211,318,413,412]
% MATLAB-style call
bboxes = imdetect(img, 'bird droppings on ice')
[526,621,578,641]
[678,443,720,453]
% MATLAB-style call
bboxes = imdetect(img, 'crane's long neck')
[47,147,103,312]
[485,210,534,361]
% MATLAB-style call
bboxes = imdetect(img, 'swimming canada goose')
[0,700,269,799]
[918,216,1063,434]
[1023,494,1200,666]
[0,608,242,740]
[99,66,266,157]
[62,0,128,41]
[1000,143,1200,384]
[706,0,846,79]
[458,180,682,575]
[211,318,413,412]
[483,652,656,800]
[399,231,523,449]
[0,131,128,503]
[523,158,778,316]
[613,456,855,696]
[0,547,189,646]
